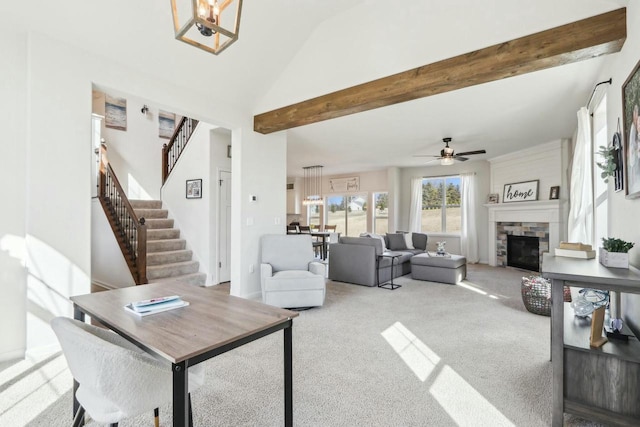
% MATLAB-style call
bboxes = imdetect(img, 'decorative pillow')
[386,233,407,251]
[403,232,415,250]
[370,233,387,251]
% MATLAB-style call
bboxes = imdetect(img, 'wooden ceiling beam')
[254,8,626,134]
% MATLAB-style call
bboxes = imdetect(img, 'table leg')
[284,324,293,427]
[173,361,189,427]
[322,236,327,260]
[551,279,564,427]
[72,305,84,425]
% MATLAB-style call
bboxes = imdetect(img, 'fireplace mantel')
[485,200,568,267]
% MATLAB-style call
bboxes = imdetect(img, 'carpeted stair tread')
[129,199,162,209]
[153,272,207,286]
[146,239,187,252]
[147,260,200,279]
[147,228,180,240]
[147,249,193,266]
[133,208,168,219]
[144,218,175,229]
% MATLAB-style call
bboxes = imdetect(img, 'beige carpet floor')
[3,264,603,426]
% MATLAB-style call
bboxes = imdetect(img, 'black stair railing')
[162,117,199,184]
[98,144,148,285]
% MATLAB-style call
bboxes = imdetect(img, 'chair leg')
[72,406,85,427]
[188,393,194,427]
[109,424,118,427]
[154,407,159,427]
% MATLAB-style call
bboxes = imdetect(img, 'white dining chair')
[51,317,205,427]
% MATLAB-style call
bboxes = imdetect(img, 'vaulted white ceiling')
[5,0,628,177]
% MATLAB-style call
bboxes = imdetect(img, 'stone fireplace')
[486,200,567,269]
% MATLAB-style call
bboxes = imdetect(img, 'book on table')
[555,242,596,259]
[124,295,189,317]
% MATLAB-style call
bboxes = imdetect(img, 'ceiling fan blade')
[412,154,442,158]
[455,156,469,161]
[455,149,486,156]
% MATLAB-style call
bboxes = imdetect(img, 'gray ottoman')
[411,253,467,284]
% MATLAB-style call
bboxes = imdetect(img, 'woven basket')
[521,276,572,316]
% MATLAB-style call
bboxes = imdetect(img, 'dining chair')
[51,317,205,427]
[286,225,299,234]
[323,224,337,232]
[298,225,311,233]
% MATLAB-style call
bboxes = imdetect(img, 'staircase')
[130,199,207,286]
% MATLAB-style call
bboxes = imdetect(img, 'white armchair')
[260,234,326,308]
[51,317,205,426]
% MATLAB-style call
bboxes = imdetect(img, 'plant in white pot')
[599,238,634,268]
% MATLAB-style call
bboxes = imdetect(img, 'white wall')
[600,1,640,334]
[488,139,569,202]
[398,161,491,263]
[0,31,284,353]
[90,200,136,288]
[231,128,287,299]
[92,89,179,200]
[0,32,28,361]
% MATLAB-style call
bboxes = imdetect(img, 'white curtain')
[460,172,479,263]
[568,107,593,245]
[408,177,423,232]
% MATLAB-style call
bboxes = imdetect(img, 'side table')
[377,253,402,290]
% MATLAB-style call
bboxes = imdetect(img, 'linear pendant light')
[302,165,324,206]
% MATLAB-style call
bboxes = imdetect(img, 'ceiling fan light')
[440,157,455,166]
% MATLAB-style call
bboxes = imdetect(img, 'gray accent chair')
[260,234,326,308]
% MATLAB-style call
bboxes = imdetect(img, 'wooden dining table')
[70,281,299,427]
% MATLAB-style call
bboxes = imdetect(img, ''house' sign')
[503,180,539,203]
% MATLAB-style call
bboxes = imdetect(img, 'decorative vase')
[599,248,629,269]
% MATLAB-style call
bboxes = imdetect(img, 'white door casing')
[218,170,231,282]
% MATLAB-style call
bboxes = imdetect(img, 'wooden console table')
[542,253,640,427]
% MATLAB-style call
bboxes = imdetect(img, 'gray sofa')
[328,233,428,287]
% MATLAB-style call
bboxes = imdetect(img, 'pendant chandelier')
[170,0,243,55]
[302,165,324,206]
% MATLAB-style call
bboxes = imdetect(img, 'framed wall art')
[623,57,640,198]
[503,180,539,203]
[105,94,127,130]
[186,179,202,199]
[159,110,176,139]
[549,186,560,200]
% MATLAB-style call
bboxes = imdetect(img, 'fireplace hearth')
[507,235,540,272]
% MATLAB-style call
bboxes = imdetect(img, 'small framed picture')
[549,186,560,200]
[186,179,202,199]
[487,193,499,204]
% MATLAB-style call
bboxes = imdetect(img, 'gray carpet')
[22,264,600,426]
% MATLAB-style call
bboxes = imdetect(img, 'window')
[326,194,367,236]
[373,192,388,234]
[421,176,461,233]
[307,204,321,229]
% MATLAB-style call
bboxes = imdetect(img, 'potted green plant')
[599,237,634,268]
[595,145,617,183]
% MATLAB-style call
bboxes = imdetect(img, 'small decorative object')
[590,306,608,348]
[487,193,499,204]
[159,110,176,139]
[599,237,634,268]
[549,186,560,200]
[612,125,624,192]
[623,57,640,198]
[570,288,609,318]
[105,94,127,131]
[186,179,202,199]
[521,275,572,316]
[503,180,538,203]
[436,241,446,256]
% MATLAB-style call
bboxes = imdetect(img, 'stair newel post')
[137,217,148,285]
[162,143,169,185]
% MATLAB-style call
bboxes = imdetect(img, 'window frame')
[421,175,461,234]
